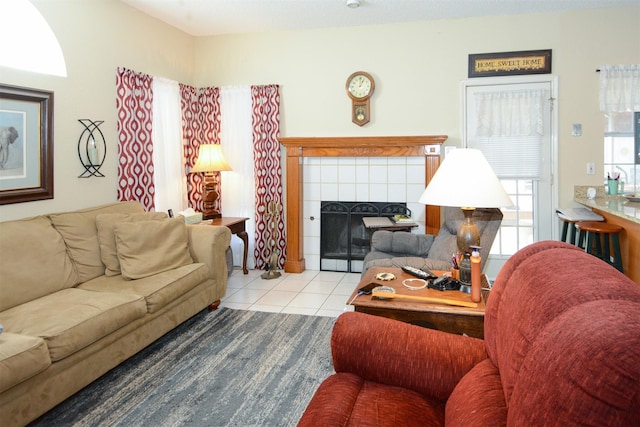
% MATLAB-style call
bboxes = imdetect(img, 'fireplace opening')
[320,201,410,273]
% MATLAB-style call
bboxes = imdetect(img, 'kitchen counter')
[574,186,639,285]
[574,196,640,224]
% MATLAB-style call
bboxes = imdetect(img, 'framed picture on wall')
[468,49,552,78]
[0,84,54,205]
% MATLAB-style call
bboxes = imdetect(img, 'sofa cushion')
[0,216,79,312]
[300,372,445,427]
[114,217,194,280]
[508,300,640,426]
[445,358,507,426]
[96,211,168,276]
[371,230,433,257]
[0,288,146,362]
[49,201,145,283]
[0,333,51,393]
[486,245,640,407]
[79,263,210,313]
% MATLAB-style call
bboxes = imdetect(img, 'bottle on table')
[470,245,482,303]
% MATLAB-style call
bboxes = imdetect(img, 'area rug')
[29,308,337,427]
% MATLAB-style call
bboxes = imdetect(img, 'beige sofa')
[0,201,231,426]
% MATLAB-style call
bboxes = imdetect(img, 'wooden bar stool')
[557,212,579,245]
[575,221,623,272]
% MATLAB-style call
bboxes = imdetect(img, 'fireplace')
[279,135,447,273]
[320,201,410,272]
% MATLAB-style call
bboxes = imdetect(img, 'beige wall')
[0,0,194,221]
[1,2,638,222]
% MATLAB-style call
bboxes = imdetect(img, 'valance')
[599,64,640,113]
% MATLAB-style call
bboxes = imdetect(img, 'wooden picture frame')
[0,84,54,204]
[468,49,552,78]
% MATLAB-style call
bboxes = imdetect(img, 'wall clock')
[346,71,375,126]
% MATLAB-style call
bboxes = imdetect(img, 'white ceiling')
[120,0,640,37]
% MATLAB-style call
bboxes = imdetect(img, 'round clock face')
[347,72,373,99]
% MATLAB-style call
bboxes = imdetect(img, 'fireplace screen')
[320,201,410,273]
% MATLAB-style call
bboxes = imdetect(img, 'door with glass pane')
[463,76,557,278]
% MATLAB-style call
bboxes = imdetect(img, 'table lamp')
[418,148,512,254]
[190,144,232,220]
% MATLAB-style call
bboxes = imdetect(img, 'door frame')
[460,75,559,279]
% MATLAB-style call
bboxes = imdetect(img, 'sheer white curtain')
[471,89,548,179]
[220,86,256,269]
[599,64,640,113]
[152,77,188,213]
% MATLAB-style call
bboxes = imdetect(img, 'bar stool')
[557,212,579,245]
[575,221,623,272]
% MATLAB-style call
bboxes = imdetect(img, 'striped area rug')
[30,308,336,427]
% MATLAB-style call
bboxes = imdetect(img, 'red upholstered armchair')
[298,241,640,426]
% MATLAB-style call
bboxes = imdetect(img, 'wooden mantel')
[279,135,448,273]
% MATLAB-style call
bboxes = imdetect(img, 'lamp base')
[457,207,480,254]
[201,172,222,220]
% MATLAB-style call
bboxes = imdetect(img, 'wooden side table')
[210,217,249,274]
[349,266,488,338]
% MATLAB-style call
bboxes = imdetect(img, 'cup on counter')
[451,268,460,280]
[607,180,619,195]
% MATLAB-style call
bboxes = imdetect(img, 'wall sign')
[468,49,552,78]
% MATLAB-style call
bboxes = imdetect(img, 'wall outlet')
[586,162,595,175]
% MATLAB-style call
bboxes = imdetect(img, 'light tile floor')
[221,268,360,317]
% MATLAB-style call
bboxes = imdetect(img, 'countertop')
[574,186,640,224]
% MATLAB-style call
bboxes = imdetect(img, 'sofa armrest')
[331,312,487,402]
[186,224,232,292]
[371,230,434,257]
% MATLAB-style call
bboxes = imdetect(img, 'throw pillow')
[114,217,194,280]
[96,212,167,276]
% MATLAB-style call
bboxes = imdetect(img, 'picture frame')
[468,49,552,78]
[0,84,54,205]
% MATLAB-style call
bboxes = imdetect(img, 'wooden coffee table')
[348,266,489,338]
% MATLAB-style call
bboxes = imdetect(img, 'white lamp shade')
[190,144,232,173]
[419,148,513,208]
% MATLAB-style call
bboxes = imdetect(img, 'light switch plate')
[572,124,582,137]
[586,162,595,175]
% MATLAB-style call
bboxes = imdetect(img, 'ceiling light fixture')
[346,0,360,9]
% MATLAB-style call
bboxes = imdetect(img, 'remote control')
[401,266,436,280]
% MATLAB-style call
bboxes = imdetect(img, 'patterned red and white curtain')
[251,85,286,269]
[115,67,155,210]
[180,85,221,212]
[116,71,284,270]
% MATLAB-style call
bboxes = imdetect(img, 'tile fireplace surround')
[279,136,447,273]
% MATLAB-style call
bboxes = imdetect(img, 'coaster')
[373,285,396,299]
[375,272,396,281]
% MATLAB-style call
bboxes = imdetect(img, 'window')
[599,65,640,193]
[604,111,638,194]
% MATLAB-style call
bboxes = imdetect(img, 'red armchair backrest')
[483,240,640,425]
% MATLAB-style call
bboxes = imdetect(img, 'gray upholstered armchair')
[362,207,503,274]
